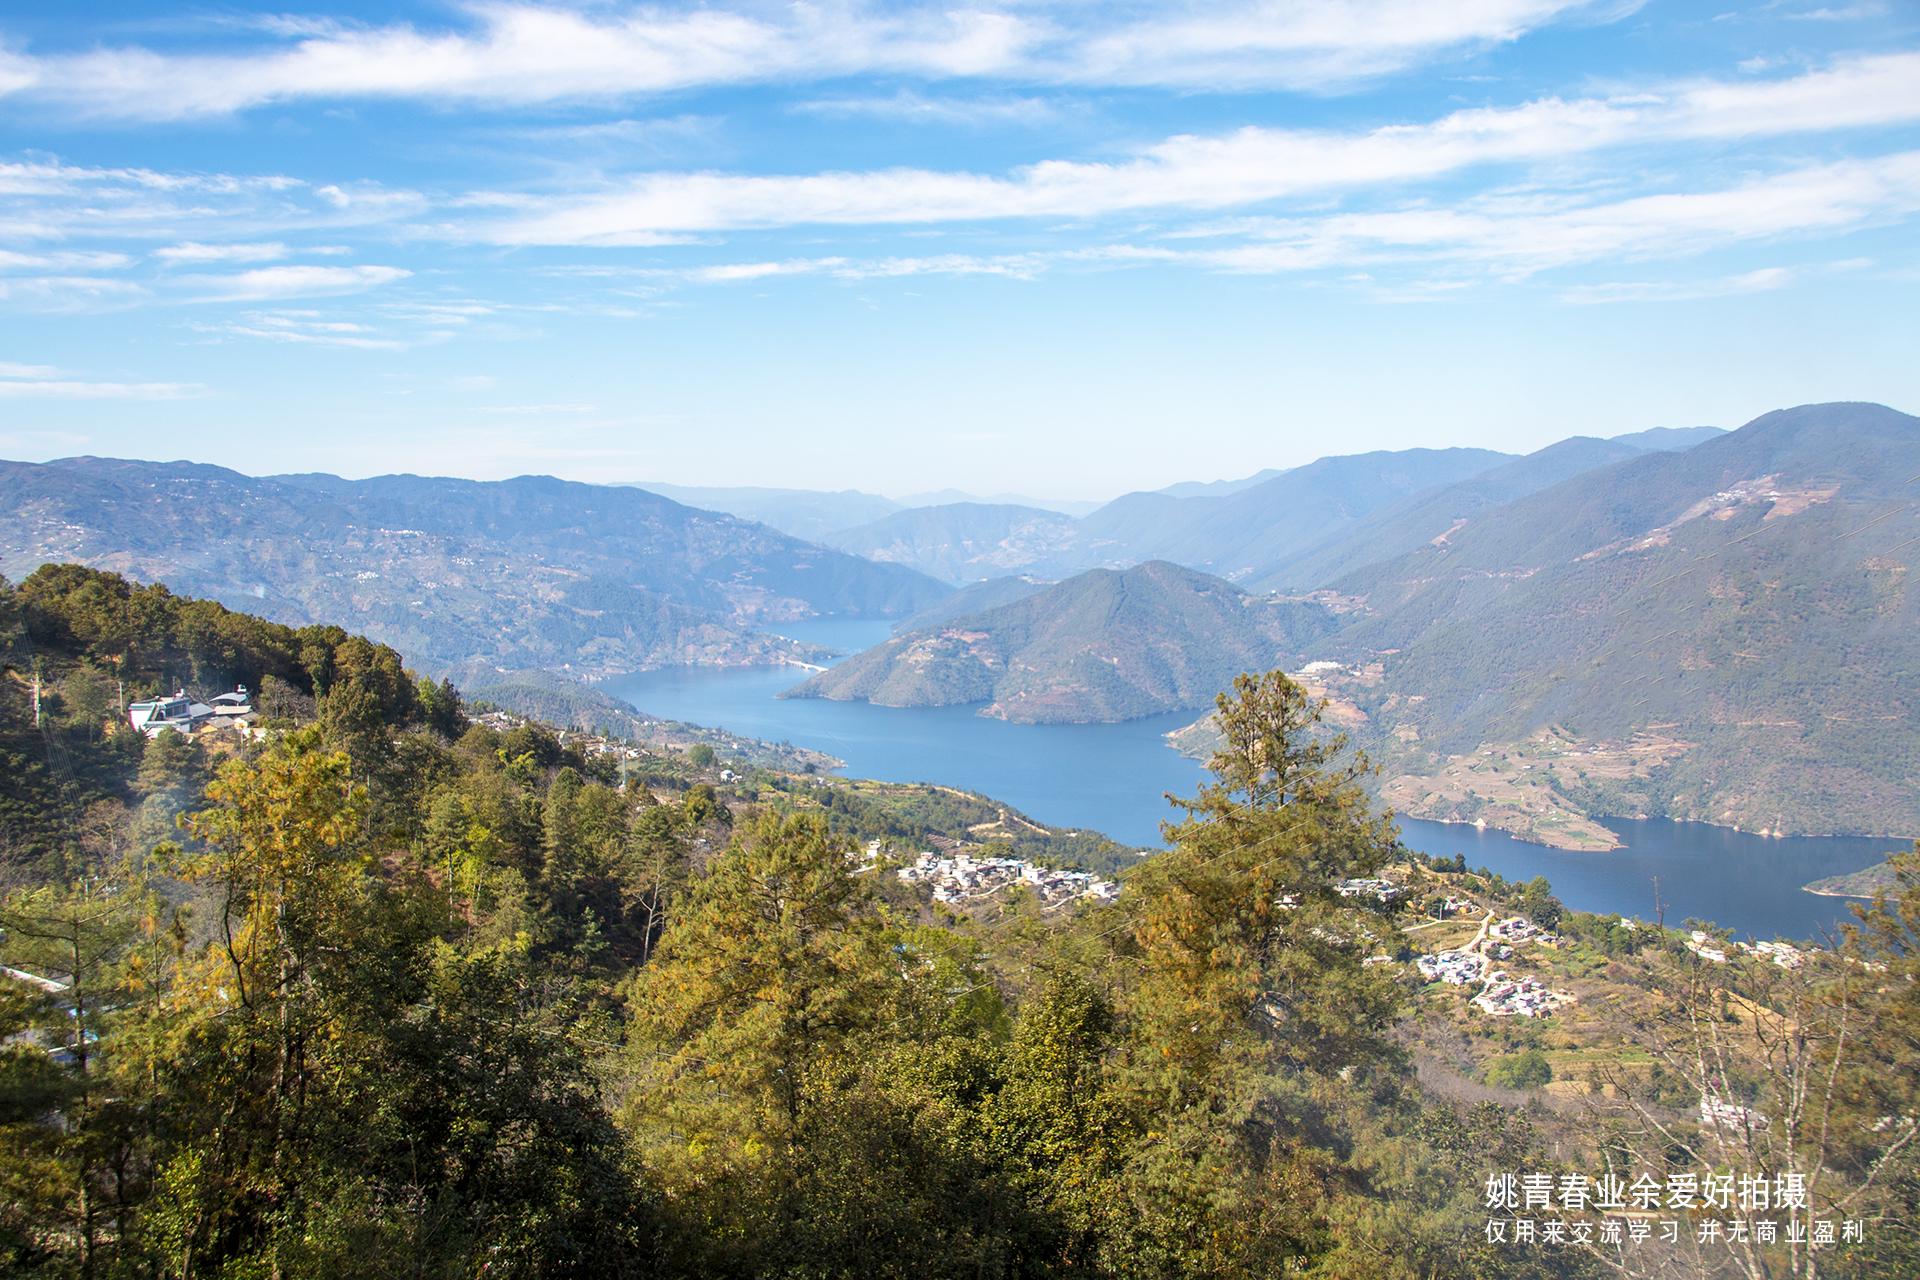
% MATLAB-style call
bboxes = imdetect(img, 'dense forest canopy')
[2,566,1916,1278]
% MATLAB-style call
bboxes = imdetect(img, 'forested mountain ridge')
[0,457,949,679]
[1305,401,1920,839]
[789,560,1339,722]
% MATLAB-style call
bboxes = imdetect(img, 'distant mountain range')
[821,502,1093,585]
[788,560,1338,723]
[795,405,1916,841]
[1253,436,1649,591]
[1078,447,1518,582]
[631,427,1729,589]
[802,448,1535,585]
[0,460,949,680]
[1609,425,1725,451]
[1298,402,1920,839]
[626,482,1098,543]
[21,409,1907,842]
[626,483,901,543]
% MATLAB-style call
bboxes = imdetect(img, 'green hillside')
[788,560,1338,722]
[1804,855,1912,899]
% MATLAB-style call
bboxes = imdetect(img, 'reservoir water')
[605,619,1907,944]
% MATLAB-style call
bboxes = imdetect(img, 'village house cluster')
[1335,877,1407,904]
[1473,972,1574,1018]
[1416,949,1486,985]
[1685,931,1812,970]
[892,848,1120,908]
[1412,903,1573,1017]
[1490,916,1552,945]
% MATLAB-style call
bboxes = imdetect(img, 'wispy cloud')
[1559,266,1799,303]
[0,247,132,271]
[191,308,410,350]
[0,2,1618,119]
[1154,154,1920,276]
[154,241,291,264]
[665,253,1048,284]
[0,368,205,399]
[0,156,415,245]
[477,51,1920,243]
[0,274,146,310]
[793,90,1071,128]
[1557,256,1873,303]
[181,263,412,303]
[640,154,1920,292]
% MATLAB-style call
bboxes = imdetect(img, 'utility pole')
[31,667,42,729]
[1652,875,1664,931]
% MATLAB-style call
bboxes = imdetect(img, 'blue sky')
[1,1,1916,500]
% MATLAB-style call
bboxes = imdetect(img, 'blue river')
[605,619,1907,944]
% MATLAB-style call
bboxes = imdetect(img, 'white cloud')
[793,90,1070,128]
[0,361,63,378]
[642,154,1920,290]
[154,241,290,264]
[1559,267,1798,303]
[1065,0,1629,89]
[1783,3,1889,20]
[0,247,132,271]
[1123,153,1920,278]
[478,52,1920,243]
[0,2,1619,119]
[668,253,1048,284]
[193,309,410,350]
[0,275,147,310]
[0,377,204,400]
[0,157,411,248]
[183,264,412,302]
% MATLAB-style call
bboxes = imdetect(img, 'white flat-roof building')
[128,691,215,738]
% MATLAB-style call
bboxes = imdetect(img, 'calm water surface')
[606,619,1905,942]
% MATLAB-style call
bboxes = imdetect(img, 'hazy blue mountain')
[0,458,949,678]
[895,574,1051,631]
[1080,447,1517,581]
[626,482,901,541]
[1609,425,1725,451]
[1308,402,1920,838]
[822,502,1094,584]
[1254,436,1649,590]
[789,560,1338,723]
[895,488,1103,517]
[1155,468,1290,499]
